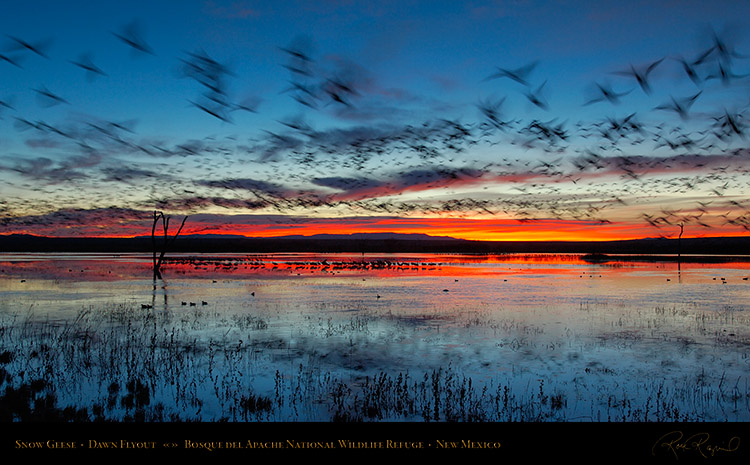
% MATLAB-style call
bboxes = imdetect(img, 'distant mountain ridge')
[130,232,465,241]
[272,232,465,241]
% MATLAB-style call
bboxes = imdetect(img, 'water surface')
[1,252,749,421]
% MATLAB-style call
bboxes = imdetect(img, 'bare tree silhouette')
[151,210,187,279]
[677,222,684,275]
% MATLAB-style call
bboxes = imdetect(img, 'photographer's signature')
[652,431,740,459]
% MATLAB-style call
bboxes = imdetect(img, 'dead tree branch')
[151,210,188,279]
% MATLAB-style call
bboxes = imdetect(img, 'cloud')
[569,151,750,179]
[312,176,385,192]
[1,156,90,183]
[148,196,274,212]
[100,166,169,183]
[312,166,523,202]
[196,177,300,198]
[0,207,149,231]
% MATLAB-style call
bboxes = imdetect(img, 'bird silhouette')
[484,60,539,86]
[672,49,713,85]
[6,35,52,58]
[112,20,155,55]
[612,58,664,94]
[33,85,69,106]
[705,61,749,85]
[524,80,549,110]
[0,52,23,68]
[70,52,107,79]
[0,97,14,112]
[654,91,702,120]
[584,82,632,105]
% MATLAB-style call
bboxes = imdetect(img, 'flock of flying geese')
[1,21,749,237]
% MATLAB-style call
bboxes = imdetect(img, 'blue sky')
[1,0,750,240]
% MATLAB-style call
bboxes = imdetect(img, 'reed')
[1,299,748,422]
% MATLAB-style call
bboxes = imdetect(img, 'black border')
[5,421,749,460]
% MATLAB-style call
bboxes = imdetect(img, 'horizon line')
[2,231,749,243]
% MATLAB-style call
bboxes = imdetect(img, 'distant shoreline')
[1,233,749,258]
[578,253,750,263]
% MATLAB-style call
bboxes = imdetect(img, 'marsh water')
[1,252,749,422]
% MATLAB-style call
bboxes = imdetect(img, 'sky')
[1,0,750,241]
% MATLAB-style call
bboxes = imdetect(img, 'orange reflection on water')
[3,253,749,284]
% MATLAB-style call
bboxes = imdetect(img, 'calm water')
[3,252,749,313]
[1,252,749,421]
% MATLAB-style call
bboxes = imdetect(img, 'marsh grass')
[1,295,749,423]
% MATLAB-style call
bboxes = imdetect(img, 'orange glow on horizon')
[4,216,748,242]
[167,217,749,242]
